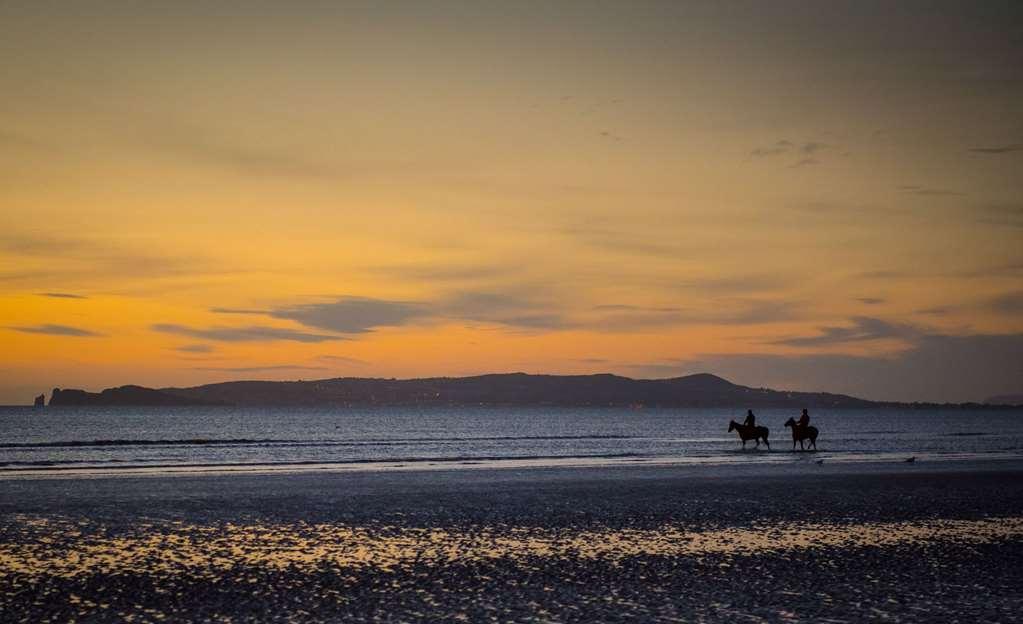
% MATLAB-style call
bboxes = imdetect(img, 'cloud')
[210,307,268,315]
[315,355,368,365]
[976,204,1023,228]
[989,291,1023,315]
[857,297,885,305]
[657,332,1023,403]
[269,296,425,334]
[175,343,215,353]
[439,291,571,330]
[897,185,964,196]
[591,299,797,330]
[593,304,682,313]
[151,323,342,343]
[192,365,329,373]
[750,140,833,167]
[674,274,792,295]
[0,130,45,151]
[858,270,906,279]
[561,221,684,258]
[768,316,922,347]
[37,292,87,299]
[141,125,335,179]
[0,232,225,288]
[367,264,514,283]
[9,324,102,337]
[211,292,569,335]
[750,140,794,158]
[968,143,1023,154]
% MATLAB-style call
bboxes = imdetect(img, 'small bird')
[815,459,824,465]
[905,456,916,463]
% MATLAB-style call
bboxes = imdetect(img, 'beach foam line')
[2,515,1021,578]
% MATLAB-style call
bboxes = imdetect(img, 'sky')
[1,1,1021,404]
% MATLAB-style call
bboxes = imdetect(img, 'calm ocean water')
[1,406,1022,475]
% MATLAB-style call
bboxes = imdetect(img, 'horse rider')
[743,409,756,428]
[796,408,810,430]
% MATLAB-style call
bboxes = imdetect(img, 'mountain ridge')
[40,372,1014,408]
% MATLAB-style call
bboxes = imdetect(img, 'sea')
[1,406,1021,476]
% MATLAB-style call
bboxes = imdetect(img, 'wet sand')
[2,460,1023,622]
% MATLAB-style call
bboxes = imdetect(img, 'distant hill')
[158,372,880,408]
[48,385,219,407]
[41,373,1012,408]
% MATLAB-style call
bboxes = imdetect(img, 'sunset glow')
[2,2,1021,403]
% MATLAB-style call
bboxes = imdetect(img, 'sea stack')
[33,394,45,407]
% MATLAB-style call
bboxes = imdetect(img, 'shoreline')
[2,448,1022,480]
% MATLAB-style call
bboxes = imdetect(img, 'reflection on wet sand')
[3,516,1021,579]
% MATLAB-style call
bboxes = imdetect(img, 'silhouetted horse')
[728,420,770,449]
[784,417,818,451]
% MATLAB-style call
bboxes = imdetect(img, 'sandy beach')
[2,460,1022,623]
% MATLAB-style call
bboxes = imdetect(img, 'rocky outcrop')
[33,394,45,407]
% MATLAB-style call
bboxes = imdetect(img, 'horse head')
[727,421,736,432]
[783,417,796,428]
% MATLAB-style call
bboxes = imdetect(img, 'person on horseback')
[796,408,810,430]
[743,409,756,428]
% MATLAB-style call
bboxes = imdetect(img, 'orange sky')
[1,2,1021,403]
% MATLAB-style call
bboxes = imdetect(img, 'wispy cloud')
[175,343,215,353]
[192,365,329,373]
[989,291,1023,315]
[976,204,1023,228]
[750,140,794,158]
[968,143,1023,154]
[0,130,46,151]
[750,140,834,167]
[367,263,515,283]
[315,354,368,365]
[897,185,964,196]
[591,299,797,330]
[652,332,1023,403]
[0,233,224,288]
[767,316,922,347]
[269,297,425,334]
[210,307,268,315]
[439,291,571,331]
[37,292,87,299]
[561,221,684,258]
[9,324,102,337]
[151,323,342,343]
[857,297,885,305]
[140,125,335,179]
